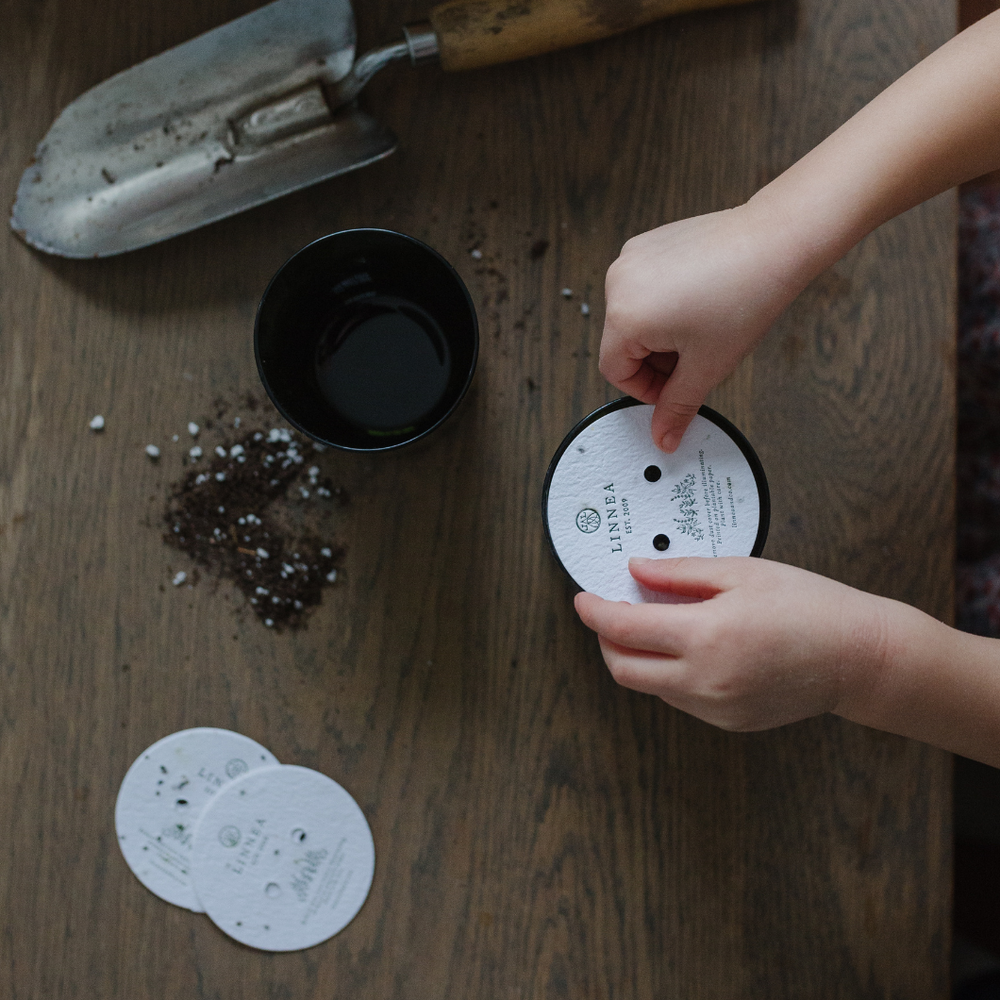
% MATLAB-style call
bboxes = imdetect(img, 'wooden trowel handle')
[427,0,757,72]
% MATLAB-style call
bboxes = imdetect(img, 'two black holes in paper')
[643,465,670,551]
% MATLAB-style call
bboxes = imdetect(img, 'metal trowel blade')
[10,0,396,258]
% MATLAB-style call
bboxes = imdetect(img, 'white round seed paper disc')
[115,728,279,912]
[544,401,768,603]
[191,764,375,952]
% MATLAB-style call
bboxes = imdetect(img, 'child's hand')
[574,556,891,732]
[600,204,807,453]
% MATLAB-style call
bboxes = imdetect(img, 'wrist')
[827,589,896,727]
[741,178,857,300]
[831,594,964,746]
[829,589,962,731]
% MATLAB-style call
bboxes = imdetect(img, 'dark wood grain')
[0,0,953,997]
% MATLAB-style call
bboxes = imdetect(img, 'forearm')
[747,9,1000,289]
[838,599,1000,767]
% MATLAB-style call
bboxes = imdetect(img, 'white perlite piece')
[189,446,203,460]
[89,415,105,431]
[581,303,590,316]
[188,422,200,437]
[256,548,270,559]
[145,444,160,459]
[470,248,483,260]
[172,571,187,586]
[561,287,572,298]
[215,445,227,458]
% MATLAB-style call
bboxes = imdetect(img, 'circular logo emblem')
[225,757,248,779]
[576,508,601,533]
[218,825,241,848]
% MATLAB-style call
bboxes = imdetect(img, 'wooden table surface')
[0,0,955,996]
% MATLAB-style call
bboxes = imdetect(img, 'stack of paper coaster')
[115,728,375,952]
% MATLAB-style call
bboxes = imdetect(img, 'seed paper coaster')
[542,399,769,603]
[115,728,279,912]
[191,764,375,952]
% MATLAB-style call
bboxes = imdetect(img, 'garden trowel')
[11,0,757,258]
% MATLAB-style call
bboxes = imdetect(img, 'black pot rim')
[254,228,479,453]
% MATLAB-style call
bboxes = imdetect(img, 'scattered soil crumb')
[162,420,346,631]
[530,239,549,260]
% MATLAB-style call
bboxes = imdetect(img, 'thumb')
[628,556,737,598]
[649,359,712,452]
